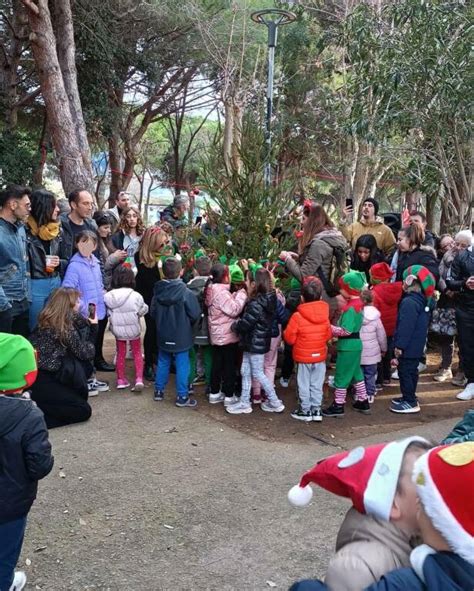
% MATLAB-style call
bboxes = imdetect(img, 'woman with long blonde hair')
[135,227,171,380]
[111,206,145,255]
[29,287,97,428]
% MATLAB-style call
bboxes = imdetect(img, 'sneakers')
[117,379,130,389]
[390,398,420,413]
[88,378,109,392]
[433,368,453,382]
[261,399,285,413]
[176,397,197,408]
[418,362,427,372]
[312,407,323,422]
[9,571,26,591]
[391,369,399,380]
[87,381,99,397]
[456,382,474,401]
[452,371,467,387]
[291,407,312,422]
[322,402,344,418]
[132,381,144,392]
[327,375,335,388]
[224,395,239,407]
[367,394,375,404]
[352,399,371,414]
[153,389,164,401]
[192,375,206,386]
[226,400,253,414]
[279,376,290,388]
[209,392,225,404]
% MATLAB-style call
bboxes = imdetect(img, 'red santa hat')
[288,436,428,522]
[413,442,474,564]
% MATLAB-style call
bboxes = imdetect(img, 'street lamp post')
[251,9,296,188]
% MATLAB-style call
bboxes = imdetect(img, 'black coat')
[0,395,54,523]
[58,213,98,263]
[446,247,474,311]
[134,253,162,306]
[396,246,440,283]
[26,227,65,279]
[233,291,276,354]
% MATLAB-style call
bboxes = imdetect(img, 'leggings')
[116,338,144,382]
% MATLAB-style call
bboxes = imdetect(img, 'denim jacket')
[0,218,31,311]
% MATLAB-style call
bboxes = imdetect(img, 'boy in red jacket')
[369,263,403,386]
[284,276,332,422]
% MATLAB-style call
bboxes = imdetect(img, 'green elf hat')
[0,333,38,393]
[248,261,263,279]
[339,270,368,296]
[290,277,301,290]
[194,248,206,259]
[229,262,244,283]
[402,265,436,310]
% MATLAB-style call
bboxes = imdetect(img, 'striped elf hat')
[402,265,436,299]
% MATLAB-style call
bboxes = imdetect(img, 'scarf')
[28,216,60,241]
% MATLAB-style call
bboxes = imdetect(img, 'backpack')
[317,243,351,298]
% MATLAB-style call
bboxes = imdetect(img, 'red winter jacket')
[372,282,403,337]
[283,300,332,363]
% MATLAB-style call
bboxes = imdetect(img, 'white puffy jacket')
[104,288,148,341]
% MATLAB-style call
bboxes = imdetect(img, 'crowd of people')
[0,183,473,590]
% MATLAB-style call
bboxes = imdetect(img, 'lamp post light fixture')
[251,8,296,188]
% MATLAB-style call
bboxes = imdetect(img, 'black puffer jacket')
[446,247,474,311]
[395,246,440,283]
[232,291,276,354]
[0,395,54,523]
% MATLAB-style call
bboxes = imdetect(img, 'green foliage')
[0,131,39,186]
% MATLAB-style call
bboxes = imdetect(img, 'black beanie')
[363,198,379,215]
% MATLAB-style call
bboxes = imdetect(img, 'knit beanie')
[339,270,368,296]
[363,198,379,215]
[0,333,38,393]
[402,265,435,299]
[370,262,394,284]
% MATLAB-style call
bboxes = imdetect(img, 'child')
[150,257,200,407]
[104,265,148,391]
[287,436,431,591]
[390,265,435,414]
[360,290,387,404]
[205,263,247,405]
[0,333,54,591]
[227,268,285,415]
[323,270,371,418]
[187,254,212,390]
[369,262,403,385]
[350,234,385,283]
[284,276,331,421]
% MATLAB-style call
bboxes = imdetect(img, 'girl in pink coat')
[205,263,247,405]
[360,290,387,404]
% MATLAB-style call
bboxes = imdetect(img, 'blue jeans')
[0,516,27,590]
[362,364,378,397]
[29,276,61,331]
[398,358,420,404]
[155,350,190,399]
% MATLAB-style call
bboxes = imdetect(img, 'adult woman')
[350,234,385,283]
[26,189,63,331]
[394,225,440,282]
[29,287,96,428]
[436,233,454,261]
[279,201,348,311]
[111,206,145,266]
[135,227,171,381]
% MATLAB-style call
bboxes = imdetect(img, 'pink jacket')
[360,305,387,365]
[205,283,247,346]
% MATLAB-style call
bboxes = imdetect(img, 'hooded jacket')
[104,288,148,341]
[232,291,277,354]
[360,305,387,365]
[372,282,403,337]
[62,252,106,320]
[324,507,413,591]
[187,275,210,345]
[0,395,54,523]
[393,292,430,358]
[395,246,440,283]
[283,300,331,363]
[205,283,247,346]
[150,279,200,352]
[342,217,396,257]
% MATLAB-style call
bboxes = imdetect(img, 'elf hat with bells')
[288,436,429,522]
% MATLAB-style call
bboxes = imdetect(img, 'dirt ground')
[20,344,470,591]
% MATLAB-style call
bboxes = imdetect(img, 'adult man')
[160,195,189,230]
[106,191,131,229]
[59,189,98,262]
[341,197,396,257]
[409,210,436,248]
[0,185,32,336]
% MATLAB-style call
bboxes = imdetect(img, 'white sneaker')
[279,377,290,388]
[261,399,285,413]
[391,369,399,380]
[87,381,99,397]
[433,368,452,382]
[418,362,427,372]
[456,383,474,401]
[224,395,239,406]
[225,400,252,414]
[209,392,225,404]
[327,375,335,388]
[88,378,109,392]
[9,571,27,591]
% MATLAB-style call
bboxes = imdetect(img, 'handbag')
[55,353,87,390]
[430,307,457,336]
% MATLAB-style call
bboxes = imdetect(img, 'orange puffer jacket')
[283,300,332,363]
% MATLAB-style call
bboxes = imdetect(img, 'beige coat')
[341,218,396,256]
[324,508,413,591]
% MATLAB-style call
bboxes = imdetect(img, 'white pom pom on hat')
[288,484,313,507]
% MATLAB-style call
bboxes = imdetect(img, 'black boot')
[322,402,345,418]
[352,399,371,414]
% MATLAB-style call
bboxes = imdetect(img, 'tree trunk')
[21,0,94,195]
[108,133,123,204]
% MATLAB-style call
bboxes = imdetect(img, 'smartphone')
[195,215,202,226]
[345,197,353,209]
[88,303,96,319]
